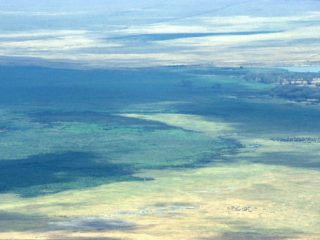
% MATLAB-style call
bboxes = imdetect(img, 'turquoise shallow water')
[0,66,245,197]
[1,65,320,199]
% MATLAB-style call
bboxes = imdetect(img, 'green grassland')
[0,66,319,239]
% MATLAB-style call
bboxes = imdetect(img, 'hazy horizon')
[1,0,320,68]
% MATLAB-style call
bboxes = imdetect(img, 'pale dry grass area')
[0,113,319,239]
[120,113,234,138]
[0,163,319,239]
[0,164,320,239]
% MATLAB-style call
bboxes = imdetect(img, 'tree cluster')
[270,85,320,100]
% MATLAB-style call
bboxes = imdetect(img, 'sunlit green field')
[0,66,319,239]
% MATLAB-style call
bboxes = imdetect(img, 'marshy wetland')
[0,66,320,239]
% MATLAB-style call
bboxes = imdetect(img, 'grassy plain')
[0,66,319,239]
